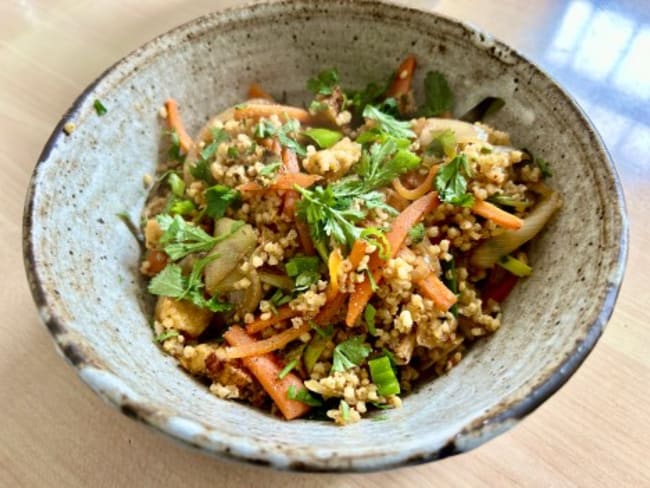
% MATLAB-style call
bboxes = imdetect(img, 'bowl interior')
[24,0,626,471]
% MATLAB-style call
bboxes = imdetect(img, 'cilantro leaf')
[435,154,475,207]
[93,99,107,116]
[287,385,323,406]
[346,79,390,116]
[205,185,240,219]
[362,105,415,139]
[407,223,425,244]
[306,68,339,96]
[189,128,229,183]
[254,119,306,157]
[331,336,372,372]
[148,264,185,297]
[422,71,454,116]
[286,255,321,292]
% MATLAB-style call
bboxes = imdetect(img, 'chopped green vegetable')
[303,128,343,149]
[426,129,457,159]
[306,68,340,95]
[303,332,330,373]
[286,255,321,292]
[435,154,475,207]
[364,304,377,336]
[498,255,532,277]
[346,80,389,116]
[205,184,240,218]
[278,359,298,379]
[287,385,323,406]
[362,105,415,139]
[331,336,372,373]
[355,129,411,149]
[169,199,196,216]
[269,289,292,307]
[487,194,531,212]
[480,146,493,154]
[148,255,231,312]
[154,330,179,342]
[407,223,425,244]
[422,71,454,116]
[93,99,108,116]
[368,355,401,396]
[255,119,306,157]
[360,227,391,260]
[258,160,282,177]
[366,268,378,292]
[340,400,351,422]
[167,130,184,162]
[167,172,185,197]
[310,321,334,338]
[190,128,229,183]
[536,157,553,178]
[309,100,329,113]
[227,146,239,159]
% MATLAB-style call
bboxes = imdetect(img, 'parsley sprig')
[255,119,306,157]
[435,154,475,207]
[362,105,415,139]
[331,336,372,372]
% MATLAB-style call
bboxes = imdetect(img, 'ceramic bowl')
[23,0,627,472]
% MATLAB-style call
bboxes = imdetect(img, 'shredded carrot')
[348,239,368,267]
[345,192,440,326]
[141,249,168,276]
[222,326,310,420]
[282,147,301,174]
[233,103,312,124]
[386,55,417,99]
[295,218,316,255]
[392,165,438,201]
[164,99,193,153]
[223,322,310,359]
[237,173,322,192]
[471,200,524,230]
[247,83,274,101]
[416,274,457,311]
[246,305,298,334]
[327,248,344,297]
[312,291,346,326]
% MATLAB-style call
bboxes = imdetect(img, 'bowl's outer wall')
[23,0,627,471]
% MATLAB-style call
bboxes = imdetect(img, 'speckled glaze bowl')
[23,0,627,472]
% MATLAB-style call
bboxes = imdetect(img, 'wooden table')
[2,0,649,485]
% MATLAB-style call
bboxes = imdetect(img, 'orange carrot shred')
[222,326,310,420]
[247,83,274,101]
[416,274,458,311]
[392,165,438,201]
[245,305,298,334]
[223,322,310,359]
[386,55,417,99]
[164,99,193,153]
[471,200,524,230]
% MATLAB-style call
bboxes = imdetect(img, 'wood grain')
[1,0,648,486]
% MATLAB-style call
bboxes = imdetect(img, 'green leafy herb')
[407,223,425,244]
[536,157,553,178]
[157,214,243,260]
[93,99,107,116]
[255,119,306,157]
[422,71,454,116]
[480,146,493,154]
[258,161,282,177]
[269,289,292,307]
[368,355,401,396]
[346,80,389,116]
[426,129,457,159]
[340,400,351,422]
[169,199,196,216]
[287,385,323,407]
[362,105,415,139]
[205,184,240,218]
[154,330,179,342]
[303,128,343,149]
[498,255,532,277]
[190,128,229,182]
[364,304,377,336]
[435,154,475,207]
[227,146,239,159]
[148,255,231,312]
[167,172,185,197]
[310,321,334,338]
[168,130,184,162]
[286,256,321,292]
[306,68,339,96]
[355,129,412,149]
[278,359,298,379]
[309,100,329,113]
[331,336,372,373]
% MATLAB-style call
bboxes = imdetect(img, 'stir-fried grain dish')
[141,56,561,424]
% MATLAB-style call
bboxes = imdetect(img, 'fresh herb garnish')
[362,105,415,139]
[426,129,457,159]
[286,256,321,292]
[148,255,232,312]
[422,71,454,116]
[435,154,475,207]
[278,359,298,379]
[255,119,306,157]
[287,385,323,406]
[169,199,196,216]
[368,355,400,396]
[258,160,282,177]
[536,157,553,178]
[346,80,389,116]
[331,336,372,373]
[168,130,184,162]
[227,146,239,159]
[306,68,339,95]
[407,223,425,244]
[167,172,185,197]
[205,184,240,218]
[93,99,108,116]
[303,128,343,149]
[364,303,377,336]
[156,214,244,260]
[190,128,229,182]
[154,330,179,342]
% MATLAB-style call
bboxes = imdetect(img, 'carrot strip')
[386,55,417,99]
[164,99,193,153]
[327,248,343,297]
[223,322,310,359]
[247,83,274,101]
[312,291,346,326]
[416,274,458,311]
[392,165,438,201]
[246,305,298,334]
[471,200,524,230]
[223,326,310,420]
[233,103,312,124]
[237,173,322,192]
[282,147,301,174]
[345,192,440,326]
[295,218,316,255]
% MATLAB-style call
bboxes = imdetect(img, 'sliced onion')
[419,118,488,147]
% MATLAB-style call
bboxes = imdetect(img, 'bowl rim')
[22,0,629,472]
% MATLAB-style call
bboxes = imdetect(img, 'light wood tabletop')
[2,0,649,486]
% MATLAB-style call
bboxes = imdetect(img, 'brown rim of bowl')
[22,0,628,472]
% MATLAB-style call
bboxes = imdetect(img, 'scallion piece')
[167,172,185,197]
[364,304,377,336]
[497,255,532,277]
[93,99,107,116]
[303,128,343,149]
[278,359,298,379]
[369,356,400,396]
